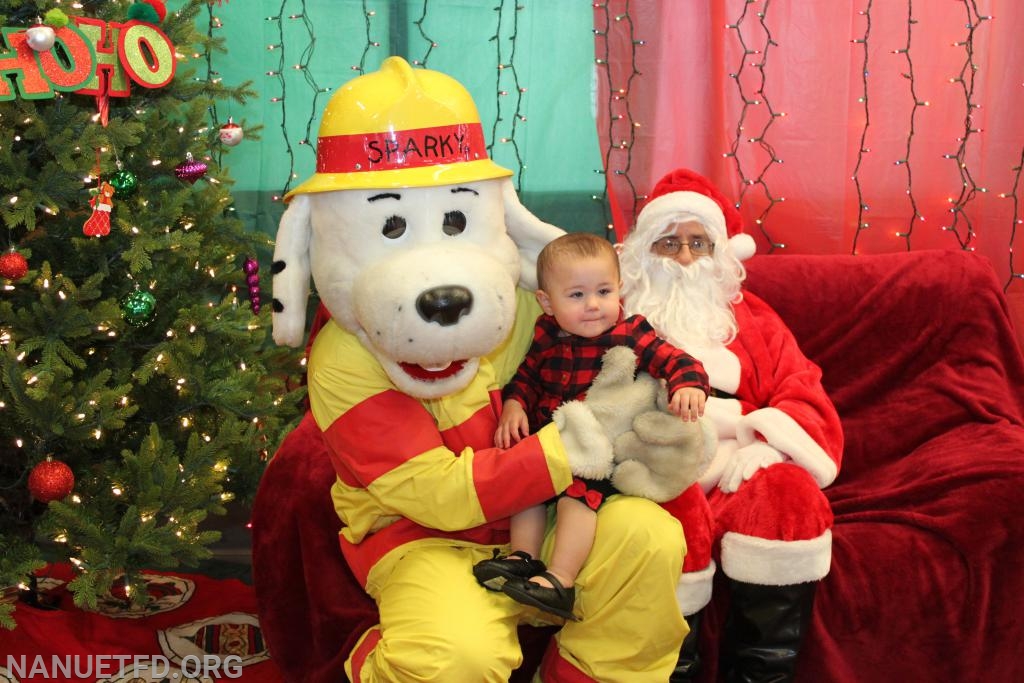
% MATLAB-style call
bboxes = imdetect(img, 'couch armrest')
[745,250,1024,478]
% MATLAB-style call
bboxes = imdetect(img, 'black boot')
[669,610,703,682]
[720,580,817,683]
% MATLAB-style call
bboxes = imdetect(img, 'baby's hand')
[495,400,531,448]
[669,387,706,422]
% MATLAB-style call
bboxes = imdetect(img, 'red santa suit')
[663,292,842,613]
[619,168,843,619]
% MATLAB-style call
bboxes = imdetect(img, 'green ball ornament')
[120,290,157,327]
[109,169,139,197]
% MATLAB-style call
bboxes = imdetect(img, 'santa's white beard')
[620,250,742,350]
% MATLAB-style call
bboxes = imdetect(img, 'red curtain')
[595,0,1024,333]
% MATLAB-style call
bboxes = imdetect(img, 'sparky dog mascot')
[268,57,691,682]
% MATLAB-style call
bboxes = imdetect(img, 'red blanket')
[1,563,283,682]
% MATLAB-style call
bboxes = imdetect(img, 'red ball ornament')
[174,153,208,185]
[28,458,75,503]
[0,248,29,281]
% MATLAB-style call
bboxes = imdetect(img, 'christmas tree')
[0,0,305,627]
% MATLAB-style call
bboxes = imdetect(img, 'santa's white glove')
[718,441,784,493]
[552,400,615,479]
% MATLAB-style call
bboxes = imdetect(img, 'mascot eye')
[442,211,467,236]
[382,215,407,239]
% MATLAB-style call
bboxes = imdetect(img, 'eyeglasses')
[651,235,714,257]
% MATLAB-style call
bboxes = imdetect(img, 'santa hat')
[633,168,756,261]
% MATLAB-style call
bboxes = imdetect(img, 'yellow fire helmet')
[284,56,513,201]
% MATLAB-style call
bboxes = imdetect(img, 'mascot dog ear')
[502,179,564,291]
[270,194,312,348]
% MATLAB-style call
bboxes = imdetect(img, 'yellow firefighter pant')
[346,495,688,682]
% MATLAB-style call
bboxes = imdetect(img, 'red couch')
[252,249,1024,682]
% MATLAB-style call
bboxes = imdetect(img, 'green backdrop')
[195,0,608,238]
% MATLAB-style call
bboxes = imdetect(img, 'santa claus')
[618,168,844,682]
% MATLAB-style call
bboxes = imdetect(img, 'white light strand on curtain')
[264,1,329,201]
[593,1,642,242]
[849,1,873,255]
[942,1,991,250]
[265,2,294,199]
[893,0,926,250]
[357,2,381,74]
[1005,147,1024,290]
[412,0,437,66]
[726,0,785,252]
[293,6,329,163]
[489,1,527,190]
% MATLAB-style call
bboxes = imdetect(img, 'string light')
[265,2,322,197]
[488,1,527,189]
[726,0,785,252]
[412,0,438,66]
[358,1,379,74]
[593,1,642,242]
[849,0,873,255]
[892,1,924,249]
[1005,148,1024,290]
[942,1,991,250]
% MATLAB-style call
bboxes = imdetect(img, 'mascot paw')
[574,346,660,443]
[611,414,717,502]
[552,400,615,479]
[272,316,306,348]
[587,346,640,394]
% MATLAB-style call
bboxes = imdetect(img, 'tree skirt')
[0,564,283,682]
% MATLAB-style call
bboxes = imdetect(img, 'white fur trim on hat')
[728,232,756,261]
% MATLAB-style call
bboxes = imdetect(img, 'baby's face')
[536,253,622,338]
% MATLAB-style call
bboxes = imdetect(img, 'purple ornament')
[174,152,208,185]
[243,256,261,314]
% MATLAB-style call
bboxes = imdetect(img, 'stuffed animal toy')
[268,56,697,681]
[553,346,715,502]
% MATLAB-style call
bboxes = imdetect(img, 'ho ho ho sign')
[0,17,175,101]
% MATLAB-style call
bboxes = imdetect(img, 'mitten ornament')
[83,182,115,237]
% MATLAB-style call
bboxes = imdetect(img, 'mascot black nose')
[416,286,473,326]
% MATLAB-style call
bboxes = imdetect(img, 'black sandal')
[500,571,579,621]
[472,550,546,591]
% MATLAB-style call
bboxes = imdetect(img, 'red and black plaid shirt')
[503,313,710,431]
